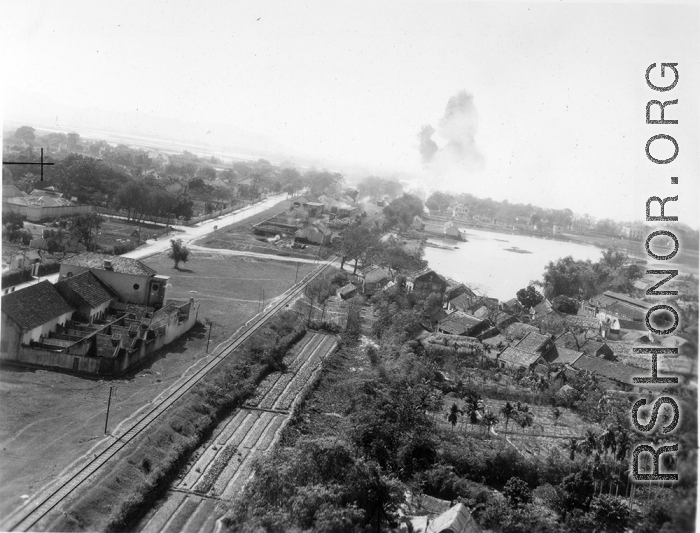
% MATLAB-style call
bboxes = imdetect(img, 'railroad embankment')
[43,311,306,532]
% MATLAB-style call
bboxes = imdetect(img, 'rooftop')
[546,346,583,365]
[337,283,357,296]
[515,331,552,353]
[572,356,640,385]
[55,271,116,308]
[437,311,485,336]
[61,252,157,277]
[449,293,474,311]
[2,281,75,330]
[603,291,651,309]
[499,346,543,368]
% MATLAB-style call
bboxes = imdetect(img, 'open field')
[0,252,316,520]
[193,197,333,261]
[96,217,172,250]
[137,332,337,533]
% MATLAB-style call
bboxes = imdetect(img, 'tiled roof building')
[499,346,544,370]
[61,252,157,276]
[55,271,115,309]
[437,311,489,337]
[1,281,74,330]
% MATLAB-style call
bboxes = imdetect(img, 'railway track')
[1,256,337,532]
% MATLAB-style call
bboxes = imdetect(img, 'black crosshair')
[2,147,54,181]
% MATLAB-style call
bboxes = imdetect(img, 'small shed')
[337,283,357,300]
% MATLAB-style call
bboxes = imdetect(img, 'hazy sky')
[2,0,699,226]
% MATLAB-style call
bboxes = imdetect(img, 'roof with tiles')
[546,346,583,365]
[554,332,608,356]
[337,283,357,296]
[515,331,552,353]
[363,266,393,284]
[603,291,650,309]
[449,293,474,311]
[532,299,553,315]
[499,346,543,368]
[504,322,541,342]
[437,311,486,335]
[61,252,157,277]
[572,356,640,385]
[1,281,75,330]
[55,271,116,308]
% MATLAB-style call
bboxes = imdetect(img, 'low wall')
[2,202,95,222]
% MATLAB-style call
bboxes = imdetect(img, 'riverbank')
[422,219,698,278]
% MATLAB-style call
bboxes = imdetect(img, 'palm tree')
[481,412,500,439]
[517,411,534,440]
[447,403,461,431]
[500,401,516,436]
[600,427,617,457]
[615,431,631,463]
[581,429,600,462]
[551,405,561,427]
[566,438,579,462]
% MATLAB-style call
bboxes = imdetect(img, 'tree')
[557,470,595,517]
[581,429,600,460]
[69,212,104,251]
[169,239,190,268]
[447,403,461,430]
[500,402,517,436]
[566,438,579,461]
[382,194,424,231]
[552,295,579,314]
[503,476,533,507]
[590,495,628,533]
[425,191,453,213]
[304,170,344,196]
[334,225,380,274]
[481,412,500,438]
[376,238,426,279]
[516,285,544,309]
[541,256,597,298]
[14,126,36,143]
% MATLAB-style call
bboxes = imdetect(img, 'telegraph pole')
[104,386,114,435]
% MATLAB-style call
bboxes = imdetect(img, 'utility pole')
[295,262,300,284]
[262,289,265,311]
[104,386,114,435]
[206,320,212,353]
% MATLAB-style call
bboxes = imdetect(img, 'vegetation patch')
[45,310,306,532]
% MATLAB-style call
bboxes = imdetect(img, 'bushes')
[1,262,60,288]
[49,309,306,532]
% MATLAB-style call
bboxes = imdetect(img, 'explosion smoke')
[418,90,483,170]
[418,125,439,164]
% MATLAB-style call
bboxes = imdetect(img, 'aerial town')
[1,123,697,533]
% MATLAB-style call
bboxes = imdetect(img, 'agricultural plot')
[139,332,337,533]
[437,396,601,461]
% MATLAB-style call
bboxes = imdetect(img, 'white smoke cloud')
[419,90,484,173]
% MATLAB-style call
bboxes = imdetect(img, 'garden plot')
[435,396,601,461]
[274,335,337,411]
[177,410,260,491]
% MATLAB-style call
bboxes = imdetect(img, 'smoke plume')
[418,90,483,170]
[418,125,439,164]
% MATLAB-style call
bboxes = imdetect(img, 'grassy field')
[0,251,315,520]
[96,218,171,250]
[193,197,332,261]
